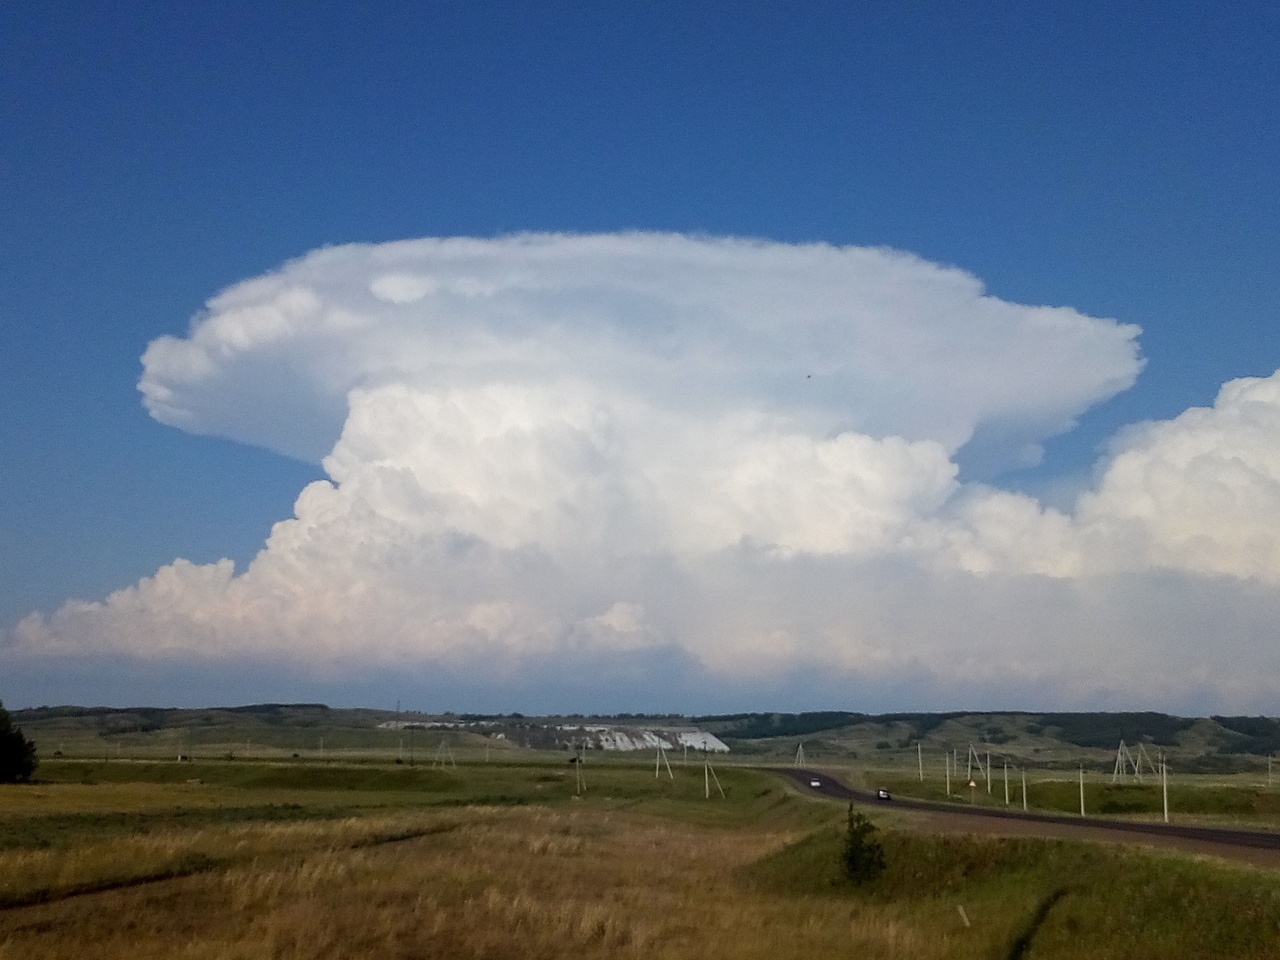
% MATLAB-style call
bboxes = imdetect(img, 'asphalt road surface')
[776,767,1280,864]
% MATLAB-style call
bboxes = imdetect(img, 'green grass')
[38,759,464,792]
[745,817,1280,958]
[8,758,826,850]
[0,804,328,850]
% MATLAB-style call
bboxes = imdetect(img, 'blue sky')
[3,2,1279,712]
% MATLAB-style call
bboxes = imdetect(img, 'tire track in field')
[1004,887,1071,960]
[0,822,461,912]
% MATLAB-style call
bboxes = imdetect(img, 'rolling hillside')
[10,704,1279,773]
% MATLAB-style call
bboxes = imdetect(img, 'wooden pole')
[918,741,924,781]
[1079,765,1085,817]
[1003,761,1009,805]
[708,762,726,798]
[1022,768,1027,812]
[945,751,951,796]
[987,750,992,793]
[1162,754,1169,824]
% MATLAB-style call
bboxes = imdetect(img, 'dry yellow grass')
[0,810,462,909]
[6,771,1276,959]
[0,805,970,960]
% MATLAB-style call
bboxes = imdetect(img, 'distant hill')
[691,710,1280,772]
[11,705,1279,773]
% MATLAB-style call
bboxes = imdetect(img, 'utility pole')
[917,742,924,781]
[1162,754,1169,824]
[1079,765,1086,817]
[945,751,951,796]
[1003,761,1009,805]
[1022,768,1027,812]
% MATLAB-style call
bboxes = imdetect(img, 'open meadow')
[2,753,1280,959]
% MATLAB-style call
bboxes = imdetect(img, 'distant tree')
[0,701,37,783]
[841,805,885,885]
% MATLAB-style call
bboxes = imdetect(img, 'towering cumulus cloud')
[10,233,1280,709]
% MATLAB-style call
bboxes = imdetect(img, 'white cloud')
[138,233,1141,465]
[944,370,1280,585]
[19,233,1280,710]
[1077,372,1280,581]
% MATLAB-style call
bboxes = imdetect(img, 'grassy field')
[2,756,1280,958]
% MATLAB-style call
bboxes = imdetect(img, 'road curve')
[772,767,1280,853]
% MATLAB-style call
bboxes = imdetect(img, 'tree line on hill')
[695,710,1280,754]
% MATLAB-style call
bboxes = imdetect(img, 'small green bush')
[841,805,885,885]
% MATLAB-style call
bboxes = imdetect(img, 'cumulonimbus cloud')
[11,233,1280,710]
[138,233,1141,465]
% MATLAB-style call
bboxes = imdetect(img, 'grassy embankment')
[2,758,1279,958]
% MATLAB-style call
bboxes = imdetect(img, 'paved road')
[775,767,1280,853]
